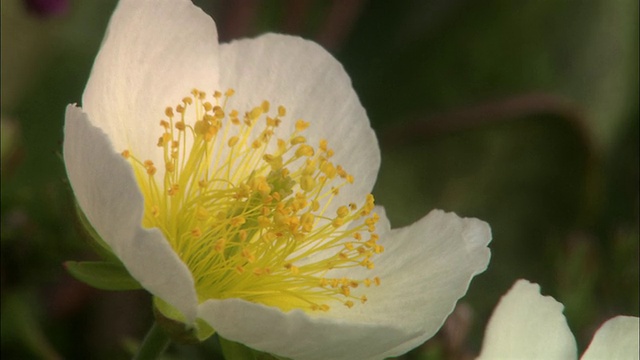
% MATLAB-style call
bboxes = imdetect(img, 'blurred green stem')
[133,322,170,360]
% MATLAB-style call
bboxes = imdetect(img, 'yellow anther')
[300,175,316,192]
[165,162,175,173]
[319,139,328,151]
[242,248,255,263]
[300,212,314,225]
[291,136,306,145]
[121,150,130,159]
[277,138,287,152]
[336,165,348,178]
[360,295,368,304]
[176,104,185,114]
[175,121,186,131]
[203,102,213,111]
[182,97,193,105]
[277,106,286,117]
[228,136,239,147]
[295,145,315,158]
[230,216,246,227]
[374,277,381,286]
[344,301,354,308]
[160,120,170,129]
[146,165,157,176]
[213,91,222,98]
[261,100,270,112]
[167,184,179,196]
[337,206,349,218]
[266,116,281,127]
[332,218,345,228]
[191,227,202,238]
[249,106,263,120]
[295,120,310,131]
[165,107,174,117]
[225,88,235,97]
[319,304,330,312]
[321,162,337,178]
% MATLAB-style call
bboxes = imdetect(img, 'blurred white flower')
[63,0,492,359]
[478,279,639,360]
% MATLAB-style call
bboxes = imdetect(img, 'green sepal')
[219,337,291,360]
[153,297,215,344]
[74,203,120,263]
[219,337,256,360]
[64,261,142,291]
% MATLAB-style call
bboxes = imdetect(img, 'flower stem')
[134,321,170,360]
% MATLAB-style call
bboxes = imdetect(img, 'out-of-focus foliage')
[1,0,637,359]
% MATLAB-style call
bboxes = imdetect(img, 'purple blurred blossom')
[24,0,68,17]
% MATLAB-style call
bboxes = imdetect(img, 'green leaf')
[64,260,142,291]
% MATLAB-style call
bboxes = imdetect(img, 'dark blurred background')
[1,0,638,359]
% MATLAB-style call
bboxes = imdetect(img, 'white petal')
[219,34,380,209]
[64,105,198,322]
[582,316,639,360]
[333,209,492,358]
[82,0,219,167]
[477,279,578,360]
[199,299,411,360]
[198,209,491,360]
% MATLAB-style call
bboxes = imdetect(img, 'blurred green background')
[1,0,638,359]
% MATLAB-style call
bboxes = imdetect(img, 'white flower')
[477,279,639,360]
[63,0,492,359]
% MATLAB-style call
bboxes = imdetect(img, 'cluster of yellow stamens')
[122,89,382,312]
